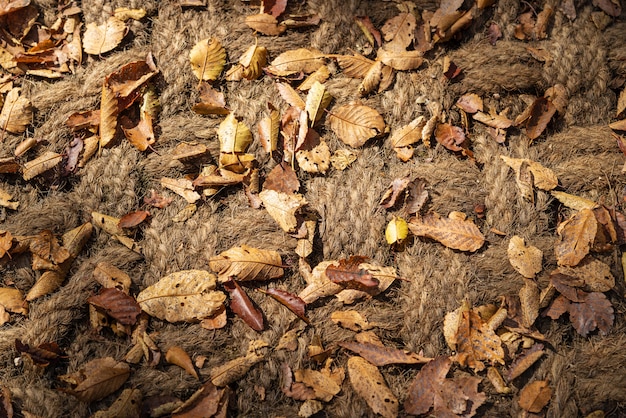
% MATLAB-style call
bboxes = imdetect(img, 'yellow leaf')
[0,287,28,315]
[296,139,330,174]
[189,38,226,82]
[0,87,32,134]
[377,47,423,70]
[136,270,226,322]
[408,211,484,252]
[385,216,409,244]
[501,155,558,191]
[304,81,332,126]
[266,48,325,76]
[551,191,597,211]
[218,113,252,153]
[166,346,198,379]
[113,7,146,21]
[208,245,283,282]
[22,151,62,180]
[226,43,268,81]
[298,65,331,91]
[276,82,305,110]
[507,235,543,278]
[60,357,130,403]
[347,356,398,418]
[389,116,425,149]
[555,208,597,266]
[331,310,372,331]
[160,177,200,203]
[334,53,374,78]
[83,17,127,55]
[328,103,385,147]
[258,189,307,233]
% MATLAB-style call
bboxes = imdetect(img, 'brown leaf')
[261,287,309,323]
[325,256,379,291]
[210,340,268,387]
[209,245,283,282]
[258,189,307,233]
[487,22,502,45]
[59,357,130,403]
[276,82,305,110]
[192,82,229,115]
[593,0,622,16]
[339,341,431,366]
[431,0,464,31]
[569,291,614,337]
[328,103,384,147]
[136,270,226,322]
[454,304,505,371]
[406,178,429,214]
[408,211,485,252]
[15,339,66,367]
[0,287,27,316]
[92,388,142,418]
[166,346,198,379]
[281,363,317,400]
[506,343,545,381]
[525,97,557,140]
[93,262,132,294]
[555,208,597,266]
[435,123,465,152]
[266,48,325,76]
[334,53,375,78]
[331,310,372,331]
[519,279,540,328]
[376,47,422,70]
[501,155,558,191]
[172,382,229,418]
[347,356,398,418]
[0,230,13,258]
[389,116,425,151]
[83,17,127,55]
[189,38,226,81]
[29,229,70,265]
[456,93,483,113]
[223,278,264,331]
[404,356,452,415]
[22,151,62,180]
[245,13,286,36]
[200,305,227,330]
[381,12,416,51]
[487,367,511,394]
[0,87,32,134]
[519,380,552,413]
[379,175,410,209]
[160,177,200,204]
[508,235,543,278]
[118,210,150,229]
[262,0,287,17]
[298,260,343,304]
[144,189,173,208]
[355,15,382,47]
[294,367,343,402]
[263,162,299,194]
[556,257,615,292]
[472,111,513,129]
[88,287,141,325]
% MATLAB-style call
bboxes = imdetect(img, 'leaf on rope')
[0,230,12,258]
[379,175,411,209]
[0,287,28,316]
[556,257,615,292]
[59,357,130,403]
[473,111,513,129]
[189,38,226,82]
[218,113,252,153]
[389,116,425,150]
[456,93,483,114]
[83,17,127,55]
[406,178,429,214]
[385,216,409,245]
[209,245,283,282]
[281,363,317,400]
[304,81,332,126]
[88,287,141,325]
[506,343,545,382]
[258,189,307,233]
[519,278,540,328]
[118,210,150,229]
[93,262,132,294]
[298,260,343,304]
[144,189,173,208]
[192,82,229,115]
[245,13,286,36]
[298,65,331,91]
[258,102,280,155]
[331,310,372,331]
[348,356,398,418]
[518,380,552,413]
[334,53,374,78]
[454,302,505,371]
[568,291,614,337]
[0,87,32,134]
[165,346,198,379]
[172,382,230,418]
[430,0,464,31]
[376,48,422,71]
[524,97,557,140]
[339,341,431,366]
[355,15,382,47]
[22,151,62,180]
[328,103,384,147]
[262,0,287,17]
[266,48,325,76]
[226,43,268,81]
[296,136,331,174]
[15,339,66,367]
[435,123,465,152]
[551,191,596,211]
[507,235,543,278]
[261,287,309,323]
[294,366,344,402]
[325,256,379,291]
[593,0,622,16]
[136,270,226,322]
[160,177,200,203]
[210,340,268,387]
[500,155,558,191]
[381,12,416,50]
[263,162,299,194]
[408,211,484,252]
[555,208,597,266]
[92,388,142,418]
[276,82,305,110]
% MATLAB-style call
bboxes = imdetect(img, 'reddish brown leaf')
[593,0,621,16]
[404,356,452,415]
[15,339,66,367]
[339,341,432,366]
[550,272,586,302]
[262,0,287,17]
[263,162,300,194]
[118,210,150,229]
[223,278,264,332]
[65,110,100,131]
[0,385,12,418]
[379,175,410,209]
[355,16,382,47]
[435,123,465,152]
[87,287,142,325]
[506,343,545,381]
[59,357,130,403]
[519,380,552,413]
[568,291,614,337]
[281,362,316,401]
[144,189,173,208]
[325,256,379,291]
[454,305,505,371]
[525,97,557,140]
[543,294,571,320]
[63,137,83,176]
[261,288,309,323]
[172,382,230,418]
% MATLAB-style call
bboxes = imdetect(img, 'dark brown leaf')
[15,339,66,367]
[525,97,556,140]
[338,341,432,366]
[550,272,586,302]
[223,278,264,332]
[506,343,545,381]
[118,210,150,229]
[263,162,300,194]
[63,137,83,176]
[404,356,452,415]
[325,256,379,291]
[593,0,621,16]
[379,175,410,209]
[87,287,142,325]
[260,288,309,323]
[543,294,571,320]
[568,291,614,337]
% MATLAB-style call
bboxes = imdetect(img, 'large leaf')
[266,48,324,76]
[377,48,423,70]
[60,357,130,403]
[328,103,385,147]
[136,270,226,322]
[83,17,126,55]
[408,211,485,252]
[189,38,226,82]
[555,208,597,266]
[381,12,416,50]
[347,356,398,418]
[22,151,62,180]
[209,245,283,282]
[0,87,32,134]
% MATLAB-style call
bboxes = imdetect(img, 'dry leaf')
[298,260,343,304]
[304,81,332,126]
[226,43,267,81]
[209,245,283,282]
[487,367,511,394]
[551,191,596,211]
[379,175,411,209]
[114,7,146,21]
[330,148,357,170]
[160,177,200,203]
[335,263,397,304]
[404,356,453,415]
[519,279,540,328]
[454,302,505,371]
[0,87,32,134]
[556,257,614,292]
[334,53,374,78]
[409,211,484,252]
[339,341,431,366]
[525,97,557,140]
[93,262,131,293]
[519,380,552,413]
[218,113,252,153]
[294,367,343,402]
[172,382,230,418]
[92,388,142,418]
[266,48,324,76]
[326,256,379,291]
[456,93,483,113]
[258,102,280,155]
[59,357,130,403]
[377,47,422,70]
[88,287,141,325]
[276,82,305,110]
[381,12,416,50]
[298,65,331,91]
[258,189,307,233]
[166,346,198,379]
[328,103,384,147]
[593,0,622,16]
[192,82,229,115]
[83,17,127,55]
[348,356,398,418]
[357,59,383,97]
[0,230,12,258]
[507,343,545,382]
[282,362,317,400]
[262,287,309,323]
[569,291,614,337]
[136,270,226,322]
[434,123,465,152]
[189,38,226,82]
[245,13,286,36]
[118,210,150,229]
[144,189,173,208]
[0,188,18,210]
[210,340,268,387]
[22,151,61,180]
[0,287,28,315]
[200,305,227,330]
[264,161,299,194]
[555,208,597,266]
[385,216,408,245]
[508,235,543,278]
[501,155,558,191]
[389,116,425,151]
[223,278,264,331]
[331,310,372,331]
[296,139,330,174]
[473,111,513,129]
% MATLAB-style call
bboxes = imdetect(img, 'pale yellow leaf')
[304,81,332,126]
[551,191,597,211]
[443,305,462,350]
[331,310,372,331]
[83,17,127,55]
[408,211,485,252]
[501,155,558,191]
[0,87,32,134]
[389,116,425,148]
[296,140,330,174]
[507,235,543,278]
[160,177,200,203]
[113,7,146,21]
[377,47,423,70]
[609,118,626,131]
[189,38,226,82]
[385,216,409,244]
[208,245,283,282]
[347,356,398,418]
[258,189,307,233]
[218,113,252,153]
[266,48,325,76]
[328,103,385,147]
[22,151,62,180]
[137,270,225,322]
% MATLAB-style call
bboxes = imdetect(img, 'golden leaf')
[298,65,331,91]
[244,13,286,36]
[0,287,28,315]
[22,151,62,180]
[266,48,325,76]
[276,82,305,110]
[408,211,484,252]
[304,81,332,126]
[258,189,307,233]
[330,148,358,170]
[258,103,280,156]
[501,155,558,191]
[210,340,268,387]
[347,356,398,418]
[294,367,343,402]
[189,38,226,82]
[454,303,505,371]
[25,270,64,302]
[209,245,283,282]
[385,216,409,244]
[160,177,200,203]
[328,103,385,147]
[92,388,142,418]
[518,380,552,413]
[473,111,513,129]
[507,235,543,278]
[83,17,127,55]
[550,191,596,211]
[136,270,226,322]
[555,208,597,266]
[296,139,330,174]
[0,187,18,210]
[389,116,425,149]
[60,357,130,403]
[226,43,268,81]
[166,346,198,379]
[99,83,118,148]
[334,53,374,78]
[218,113,252,153]
[331,310,372,331]
[0,87,32,134]
[377,48,423,70]
[358,60,383,97]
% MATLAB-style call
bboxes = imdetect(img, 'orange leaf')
[117,210,150,229]
[518,380,552,413]
[408,211,484,252]
[166,346,198,379]
[245,13,286,36]
[506,343,545,381]
[555,208,597,266]
[435,123,464,152]
[454,304,504,371]
[339,341,431,366]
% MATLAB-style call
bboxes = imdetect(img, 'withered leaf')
[263,0,287,17]
[29,229,70,265]
[160,177,200,203]
[266,48,325,76]
[144,189,173,208]
[326,256,379,291]
[330,148,358,170]
[435,123,465,152]
[381,12,416,50]
[555,208,597,266]
[430,0,464,31]
[258,102,280,156]
[473,111,513,129]
[593,0,622,16]
[189,38,226,82]
[377,48,422,71]
[296,138,330,174]
[557,257,614,292]
[294,366,344,402]
[331,310,372,331]
[166,346,198,379]
[192,82,229,115]
[218,113,252,153]
[408,211,485,252]
[487,367,510,394]
[258,189,307,233]
[328,103,384,147]
[298,260,343,304]
[15,339,66,367]
[389,116,425,150]
[0,87,32,134]
[93,262,132,294]
[22,151,62,180]
[405,356,452,415]
[226,43,267,81]
[172,382,229,418]
[455,304,505,371]
[569,291,614,337]
[136,270,226,322]
[456,93,483,113]
[261,287,308,323]
[88,287,141,325]
[100,85,118,148]
[210,340,268,387]
[519,279,540,328]
[506,343,545,381]
[118,210,150,229]
[339,341,431,366]
[245,13,286,36]
[83,17,127,55]
[298,65,331,91]
[0,230,12,257]
[379,175,411,209]
[60,357,130,403]
[92,388,142,418]
[348,356,398,418]
[508,235,543,278]
[209,245,283,282]
[355,15,382,47]
[263,162,299,194]
[200,304,227,330]
[500,155,558,191]
[525,97,557,140]
[406,178,429,214]
[304,81,332,126]
[518,380,552,413]
[281,363,316,401]
[0,287,27,316]
[334,53,374,78]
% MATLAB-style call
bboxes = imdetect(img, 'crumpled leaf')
[339,341,431,366]
[294,365,344,402]
[435,123,465,152]
[508,235,543,278]
[189,38,226,82]
[556,257,615,292]
[348,356,398,418]
[555,208,597,266]
[328,103,384,147]
[0,87,32,134]
[15,339,65,367]
[136,270,226,322]
[88,287,141,325]
[83,17,127,55]
[22,151,61,180]
[298,260,343,304]
[568,291,614,337]
[166,346,198,379]
[0,230,13,258]
[218,113,252,153]
[209,245,283,282]
[114,7,146,21]
[456,93,483,113]
[0,187,18,210]
[160,177,200,203]
[409,211,484,252]
[259,189,307,233]
[192,82,229,115]
[210,340,268,387]
[266,48,325,76]
[276,82,305,110]
[223,278,264,332]
[518,380,552,413]
[92,388,142,418]
[93,262,132,294]
[298,65,331,91]
[59,357,130,403]
[263,162,299,194]
[281,362,317,401]
[226,43,268,81]
[522,97,557,140]
[454,302,505,371]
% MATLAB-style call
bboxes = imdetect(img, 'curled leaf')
[166,346,198,379]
